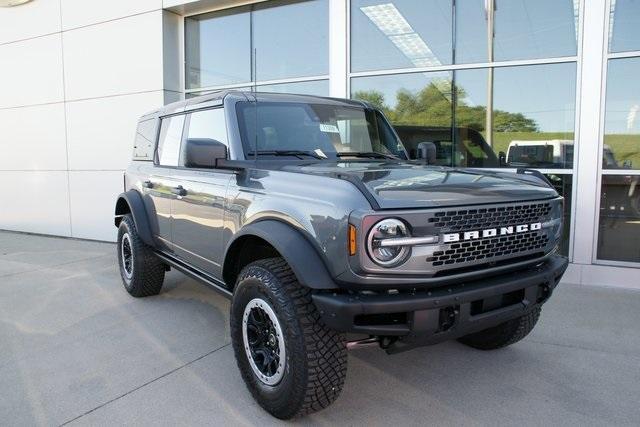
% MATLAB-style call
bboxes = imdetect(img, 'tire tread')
[232,257,347,419]
[118,215,165,297]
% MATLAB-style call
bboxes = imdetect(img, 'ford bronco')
[114,91,567,419]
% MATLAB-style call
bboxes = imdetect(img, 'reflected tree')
[354,81,538,133]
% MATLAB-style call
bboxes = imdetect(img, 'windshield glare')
[236,101,406,159]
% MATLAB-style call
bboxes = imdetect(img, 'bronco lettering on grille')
[442,222,542,243]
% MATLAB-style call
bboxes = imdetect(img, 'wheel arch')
[114,190,154,247]
[223,220,337,290]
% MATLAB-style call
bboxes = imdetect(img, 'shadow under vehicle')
[113,92,567,419]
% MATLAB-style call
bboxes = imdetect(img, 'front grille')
[423,200,557,273]
[427,230,548,267]
[428,202,552,232]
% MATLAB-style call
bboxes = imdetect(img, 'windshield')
[236,101,406,159]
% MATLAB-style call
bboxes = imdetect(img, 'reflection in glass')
[603,58,640,170]
[351,71,453,160]
[187,109,228,145]
[609,0,640,53]
[351,63,576,168]
[185,1,329,91]
[492,63,576,168]
[157,115,185,167]
[545,174,572,256]
[252,0,329,81]
[257,80,329,96]
[597,174,640,262]
[350,0,452,72]
[456,0,578,63]
[185,7,251,89]
[350,71,453,126]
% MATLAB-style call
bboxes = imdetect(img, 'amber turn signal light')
[348,224,357,256]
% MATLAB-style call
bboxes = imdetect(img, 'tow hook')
[346,337,379,350]
[346,336,396,350]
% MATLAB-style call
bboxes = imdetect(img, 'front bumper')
[312,254,568,353]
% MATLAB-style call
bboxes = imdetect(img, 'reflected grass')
[604,134,640,168]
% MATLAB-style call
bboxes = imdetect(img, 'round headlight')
[366,218,411,267]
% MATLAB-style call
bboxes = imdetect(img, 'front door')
[170,107,232,277]
[171,170,232,276]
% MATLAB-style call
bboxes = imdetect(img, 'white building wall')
[0,0,180,242]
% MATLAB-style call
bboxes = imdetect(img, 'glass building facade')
[183,0,640,279]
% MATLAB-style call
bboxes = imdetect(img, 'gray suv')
[114,91,568,419]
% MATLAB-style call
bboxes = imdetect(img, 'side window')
[157,114,186,166]
[187,108,228,144]
[181,108,228,167]
[132,118,157,161]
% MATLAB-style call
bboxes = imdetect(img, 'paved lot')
[1,230,639,426]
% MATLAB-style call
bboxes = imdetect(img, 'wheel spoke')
[260,351,272,372]
[121,234,134,277]
[246,324,261,345]
[242,300,285,385]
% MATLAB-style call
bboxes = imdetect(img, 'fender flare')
[114,190,154,247]
[224,220,337,290]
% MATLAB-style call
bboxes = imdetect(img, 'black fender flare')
[114,190,154,247]
[224,220,337,290]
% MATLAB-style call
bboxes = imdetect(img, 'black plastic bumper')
[312,255,568,353]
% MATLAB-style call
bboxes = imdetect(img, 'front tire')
[458,307,541,350]
[117,214,165,297]
[230,258,347,419]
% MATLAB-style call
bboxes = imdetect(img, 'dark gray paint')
[119,91,563,289]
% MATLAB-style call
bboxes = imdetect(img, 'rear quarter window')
[132,118,158,161]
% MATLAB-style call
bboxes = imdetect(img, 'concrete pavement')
[1,230,639,426]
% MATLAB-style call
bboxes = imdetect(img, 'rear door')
[170,107,233,277]
[142,113,186,251]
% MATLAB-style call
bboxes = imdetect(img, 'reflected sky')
[456,0,578,63]
[252,0,329,81]
[185,0,328,89]
[185,7,251,88]
[492,63,576,132]
[605,58,640,134]
[609,0,640,53]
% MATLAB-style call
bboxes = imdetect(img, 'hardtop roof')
[139,90,369,121]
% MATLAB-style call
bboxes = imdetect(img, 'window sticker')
[319,123,340,133]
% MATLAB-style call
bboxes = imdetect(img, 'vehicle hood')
[281,161,558,209]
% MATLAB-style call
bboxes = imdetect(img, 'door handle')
[171,185,187,196]
[142,180,153,189]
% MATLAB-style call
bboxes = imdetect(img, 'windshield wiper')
[247,150,325,159]
[337,151,399,160]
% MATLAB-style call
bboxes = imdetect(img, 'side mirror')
[184,138,227,169]
[417,141,437,165]
[499,151,507,167]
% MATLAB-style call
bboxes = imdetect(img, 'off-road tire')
[458,307,541,350]
[117,214,165,297]
[230,257,347,419]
